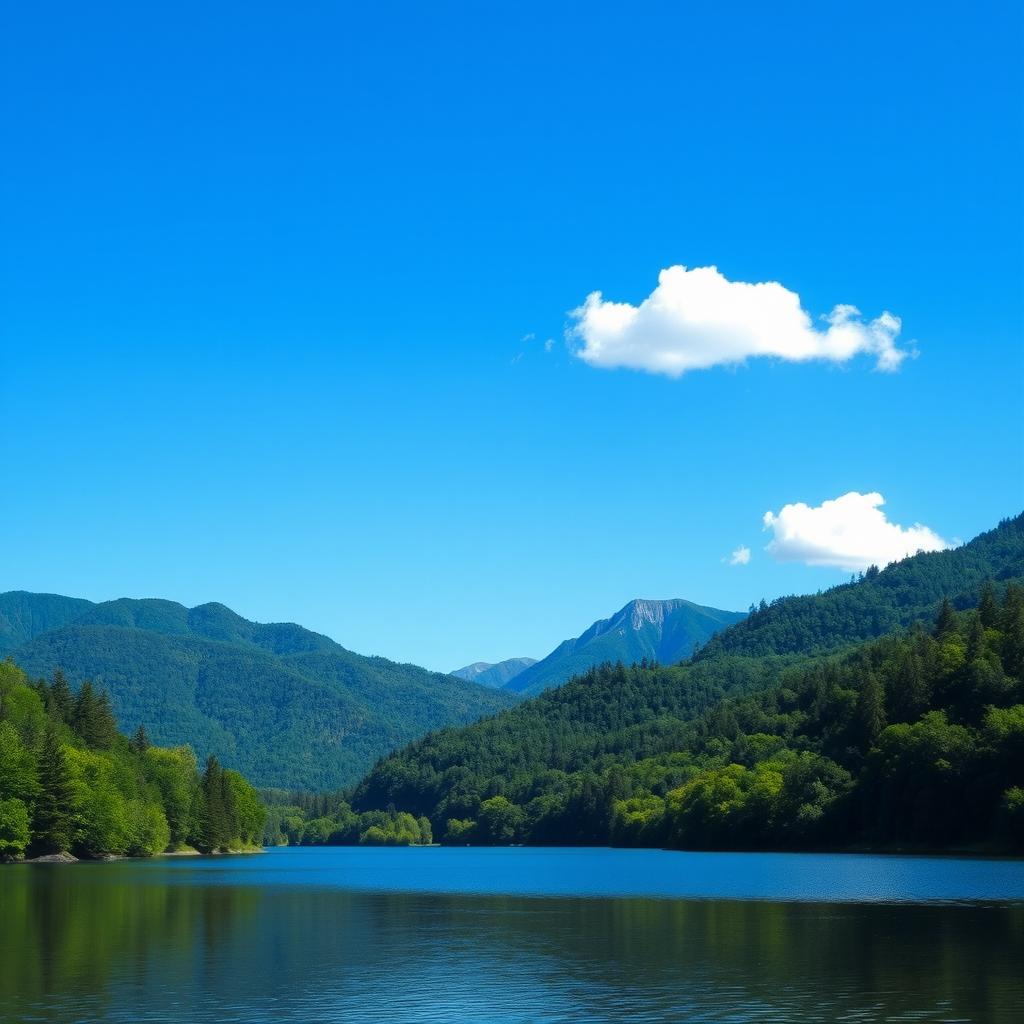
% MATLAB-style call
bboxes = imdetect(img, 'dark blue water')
[2,846,1023,1023]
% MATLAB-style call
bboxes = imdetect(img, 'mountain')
[451,658,538,688]
[505,598,747,696]
[351,512,1024,849]
[1,593,517,790]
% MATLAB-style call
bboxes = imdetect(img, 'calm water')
[1,847,1023,1023]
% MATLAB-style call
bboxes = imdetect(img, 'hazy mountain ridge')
[505,598,747,696]
[451,658,538,688]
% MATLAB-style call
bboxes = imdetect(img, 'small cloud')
[521,332,535,343]
[763,491,949,571]
[569,265,909,378]
[727,545,751,566]
[544,338,555,352]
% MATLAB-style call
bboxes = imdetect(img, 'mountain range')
[352,512,1024,848]
[451,658,538,688]
[0,593,516,790]
[500,598,746,696]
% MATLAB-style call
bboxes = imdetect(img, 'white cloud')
[544,338,555,352]
[728,545,751,566]
[569,265,908,377]
[763,492,949,571]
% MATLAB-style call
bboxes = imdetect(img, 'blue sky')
[2,1,1022,670]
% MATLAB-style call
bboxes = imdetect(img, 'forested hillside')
[3,594,516,789]
[0,661,264,860]
[699,514,1024,659]
[350,514,1024,851]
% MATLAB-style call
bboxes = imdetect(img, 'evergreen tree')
[966,615,985,662]
[73,683,118,749]
[890,648,928,722]
[856,670,887,748]
[48,669,74,723]
[199,755,228,852]
[934,598,957,638]
[978,583,999,628]
[33,723,76,854]
[130,724,150,753]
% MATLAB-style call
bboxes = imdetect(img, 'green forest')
[343,515,1024,852]
[348,589,1024,851]
[1,593,516,791]
[0,661,265,861]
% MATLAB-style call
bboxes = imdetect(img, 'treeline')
[350,587,1024,851]
[0,662,265,860]
[262,796,432,847]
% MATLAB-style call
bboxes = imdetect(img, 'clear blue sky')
[2,1,1022,670]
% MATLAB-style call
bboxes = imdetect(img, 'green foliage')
[257,793,433,847]
[0,660,264,860]
[4,593,517,789]
[0,798,30,857]
[350,521,1024,852]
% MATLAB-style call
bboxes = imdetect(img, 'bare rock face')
[28,852,79,864]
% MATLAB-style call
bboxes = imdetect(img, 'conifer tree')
[33,723,76,854]
[48,669,74,724]
[978,583,999,628]
[130,724,150,754]
[934,598,957,637]
[856,670,887,748]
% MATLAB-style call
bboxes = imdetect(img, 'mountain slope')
[4,594,516,790]
[451,658,538,688]
[506,598,747,696]
[352,512,1024,844]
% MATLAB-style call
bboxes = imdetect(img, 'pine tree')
[978,583,999,628]
[130,724,150,754]
[934,598,957,638]
[200,755,228,852]
[48,670,73,724]
[73,683,117,749]
[891,647,928,722]
[856,670,887,748]
[966,614,985,662]
[33,723,76,854]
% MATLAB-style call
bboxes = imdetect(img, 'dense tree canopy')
[347,584,1024,852]
[0,661,265,860]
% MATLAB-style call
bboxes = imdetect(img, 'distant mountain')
[352,512,1024,849]
[451,658,537,688]
[1,592,516,790]
[505,598,747,697]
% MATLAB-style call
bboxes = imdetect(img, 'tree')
[856,671,887,748]
[130,724,150,754]
[0,721,38,804]
[934,598,957,638]
[477,796,524,844]
[33,723,76,853]
[0,798,31,858]
[48,669,74,723]
[73,683,118,750]
[198,755,229,852]
[978,583,999,628]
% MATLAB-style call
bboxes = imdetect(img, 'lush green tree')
[32,723,77,854]
[477,796,525,844]
[856,670,887,748]
[0,798,31,858]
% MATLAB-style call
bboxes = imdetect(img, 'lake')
[2,846,1023,1023]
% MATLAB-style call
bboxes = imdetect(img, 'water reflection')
[0,851,1022,1023]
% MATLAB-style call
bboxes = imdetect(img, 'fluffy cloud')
[569,265,907,377]
[763,492,949,571]
[728,545,751,566]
